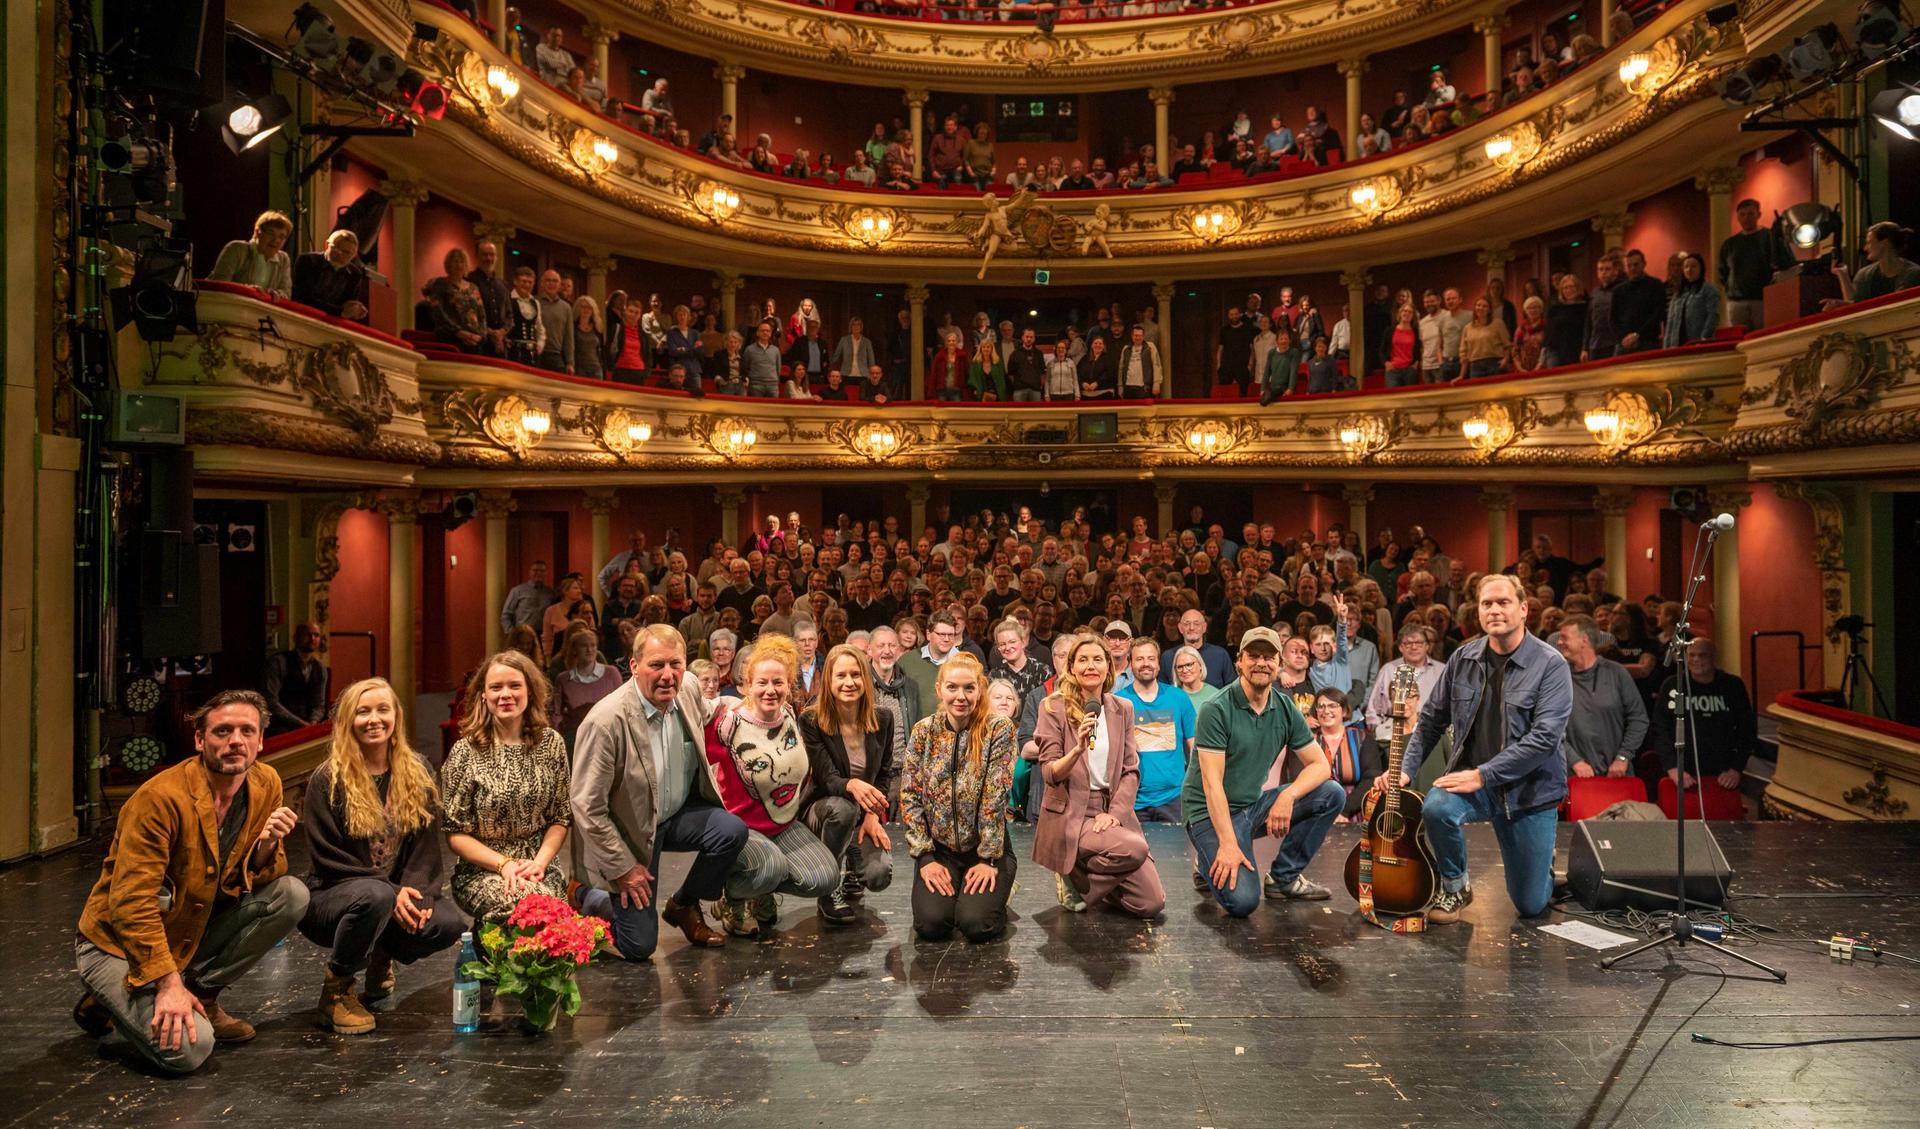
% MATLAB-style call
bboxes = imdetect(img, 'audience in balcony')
[504,266,545,366]
[1829,221,1920,306]
[534,26,575,89]
[1540,274,1587,369]
[209,210,293,297]
[1459,297,1510,379]
[573,297,607,379]
[291,229,370,324]
[534,270,575,373]
[1508,296,1547,372]
[1610,249,1668,355]
[744,321,784,396]
[425,248,490,354]
[1661,252,1721,348]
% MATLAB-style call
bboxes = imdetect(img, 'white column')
[907,283,929,401]
[1341,267,1369,371]
[1343,484,1373,548]
[582,251,616,307]
[1600,0,1618,46]
[382,179,428,332]
[488,0,508,50]
[716,64,744,127]
[1708,488,1752,678]
[380,494,421,713]
[1697,167,1744,324]
[1482,486,1515,572]
[1590,208,1633,253]
[907,482,931,541]
[1337,59,1368,156]
[1477,243,1511,299]
[1153,281,1174,389]
[716,486,745,547]
[585,23,616,81]
[1595,488,1633,593]
[1149,86,1175,174]
[480,489,515,657]
[586,488,617,588]
[905,88,929,179]
[713,271,744,332]
[1155,482,1178,539]
[1476,13,1509,99]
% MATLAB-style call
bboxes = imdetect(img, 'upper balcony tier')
[556,0,1511,92]
[129,281,1920,490]
[361,0,1751,283]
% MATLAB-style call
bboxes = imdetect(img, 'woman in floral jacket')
[900,652,1016,943]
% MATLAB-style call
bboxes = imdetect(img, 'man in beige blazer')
[571,624,746,957]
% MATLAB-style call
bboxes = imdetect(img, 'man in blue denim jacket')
[1375,574,1572,922]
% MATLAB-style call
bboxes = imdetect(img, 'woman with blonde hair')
[572,295,606,379]
[901,652,1017,942]
[300,678,463,1034]
[442,651,571,921]
[704,632,843,936]
[799,643,898,922]
[1032,636,1165,918]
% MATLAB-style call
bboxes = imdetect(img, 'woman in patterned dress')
[901,652,1017,943]
[442,651,572,922]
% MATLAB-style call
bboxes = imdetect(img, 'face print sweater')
[704,703,812,836]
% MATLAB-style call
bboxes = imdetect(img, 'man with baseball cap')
[1102,619,1136,692]
[1183,626,1346,917]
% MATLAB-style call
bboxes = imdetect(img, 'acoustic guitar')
[1342,664,1438,916]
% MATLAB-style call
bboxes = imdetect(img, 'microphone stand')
[1599,519,1784,981]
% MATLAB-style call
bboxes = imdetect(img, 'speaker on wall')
[129,451,223,659]
[1566,819,1735,912]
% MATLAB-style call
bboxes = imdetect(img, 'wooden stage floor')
[3,821,1916,1128]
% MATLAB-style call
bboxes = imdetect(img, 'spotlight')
[1786,24,1846,80]
[1779,201,1840,249]
[291,3,339,64]
[337,36,375,79]
[1855,0,1909,58]
[215,93,293,154]
[1870,85,1920,140]
[396,69,447,120]
[443,492,479,531]
[363,49,404,92]
[109,241,198,342]
[1718,54,1784,105]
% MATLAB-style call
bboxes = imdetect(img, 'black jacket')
[301,759,447,894]
[800,709,899,801]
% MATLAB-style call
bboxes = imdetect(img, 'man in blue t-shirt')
[1115,638,1197,823]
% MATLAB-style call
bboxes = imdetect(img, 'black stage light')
[396,69,448,120]
[110,241,199,342]
[1780,201,1841,249]
[216,92,293,154]
[337,36,375,79]
[1855,0,1909,58]
[1718,54,1784,105]
[291,3,340,64]
[1786,23,1846,80]
[444,493,479,531]
[363,49,404,92]
[1869,84,1920,140]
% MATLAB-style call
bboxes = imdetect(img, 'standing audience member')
[300,679,463,1035]
[572,296,606,379]
[1719,198,1790,330]
[1662,252,1721,347]
[73,690,308,1073]
[1611,248,1668,354]
[535,270,575,373]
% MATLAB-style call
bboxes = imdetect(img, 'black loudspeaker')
[132,452,223,659]
[1077,411,1118,444]
[1566,819,1735,912]
[102,0,225,104]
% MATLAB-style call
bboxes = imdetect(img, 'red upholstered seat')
[1563,776,1653,821]
[1657,777,1746,820]
[1177,172,1207,186]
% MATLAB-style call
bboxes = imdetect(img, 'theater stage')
[3,821,1915,1128]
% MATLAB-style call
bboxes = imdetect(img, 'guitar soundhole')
[1376,810,1406,840]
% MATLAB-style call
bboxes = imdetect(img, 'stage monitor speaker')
[1566,819,1735,912]
[1077,412,1118,444]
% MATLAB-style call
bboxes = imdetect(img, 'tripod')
[1836,626,1892,719]
[1599,516,1785,981]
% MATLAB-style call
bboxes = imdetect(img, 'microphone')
[1701,512,1735,531]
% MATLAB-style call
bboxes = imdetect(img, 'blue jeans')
[1186,780,1345,918]
[579,800,748,961]
[1385,367,1419,388]
[1421,787,1557,917]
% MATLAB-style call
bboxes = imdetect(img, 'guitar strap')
[1354,791,1427,934]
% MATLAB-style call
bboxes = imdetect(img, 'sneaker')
[751,893,779,927]
[714,897,759,938]
[1265,874,1332,901]
[817,886,857,926]
[1056,874,1087,913]
[1427,885,1475,924]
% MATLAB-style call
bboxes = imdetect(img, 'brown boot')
[661,897,727,947]
[318,970,377,1035]
[191,988,257,1044]
[72,993,112,1038]
[363,949,396,1003]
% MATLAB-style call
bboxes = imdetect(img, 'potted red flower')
[461,892,611,1032]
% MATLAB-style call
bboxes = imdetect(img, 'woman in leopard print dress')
[442,651,572,921]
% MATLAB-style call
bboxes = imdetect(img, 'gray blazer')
[569,675,712,887]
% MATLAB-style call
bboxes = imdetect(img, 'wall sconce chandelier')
[1176,203,1248,244]
[696,415,758,460]
[560,126,617,176]
[1349,173,1409,219]
[1173,417,1258,461]
[1621,20,1725,104]
[1336,413,1394,461]
[484,64,519,106]
[694,181,742,224]
[1484,120,1544,171]
[1461,401,1531,457]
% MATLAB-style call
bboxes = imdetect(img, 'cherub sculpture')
[1079,202,1113,259]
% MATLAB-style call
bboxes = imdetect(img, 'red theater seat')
[1657,778,1746,820]
[1564,776,1653,821]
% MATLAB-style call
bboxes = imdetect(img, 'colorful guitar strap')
[1354,791,1427,934]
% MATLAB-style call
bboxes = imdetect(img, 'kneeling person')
[301,678,465,1034]
[572,624,738,958]
[1033,636,1166,918]
[799,644,898,924]
[74,690,309,1073]
[1185,628,1345,917]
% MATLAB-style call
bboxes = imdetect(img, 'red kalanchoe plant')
[464,892,612,1032]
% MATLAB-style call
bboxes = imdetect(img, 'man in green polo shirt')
[1184,627,1346,917]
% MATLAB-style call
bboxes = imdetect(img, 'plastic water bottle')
[452,931,480,1032]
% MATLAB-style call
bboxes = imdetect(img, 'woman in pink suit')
[1032,635,1166,918]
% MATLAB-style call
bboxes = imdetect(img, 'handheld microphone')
[1701,512,1735,531]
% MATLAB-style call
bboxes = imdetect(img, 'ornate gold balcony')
[369,0,1753,283]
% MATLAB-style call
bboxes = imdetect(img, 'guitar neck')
[1384,705,1409,811]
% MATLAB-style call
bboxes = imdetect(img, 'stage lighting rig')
[1870,85,1920,140]
[1856,0,1909,58]
[1719,54,1785,104]
[1786,24,1847,80]
[290,4,340,64]
[214,92,293,153]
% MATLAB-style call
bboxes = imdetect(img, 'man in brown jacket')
[73,689,309,1073]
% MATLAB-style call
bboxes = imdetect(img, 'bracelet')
[496,857,513,875]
